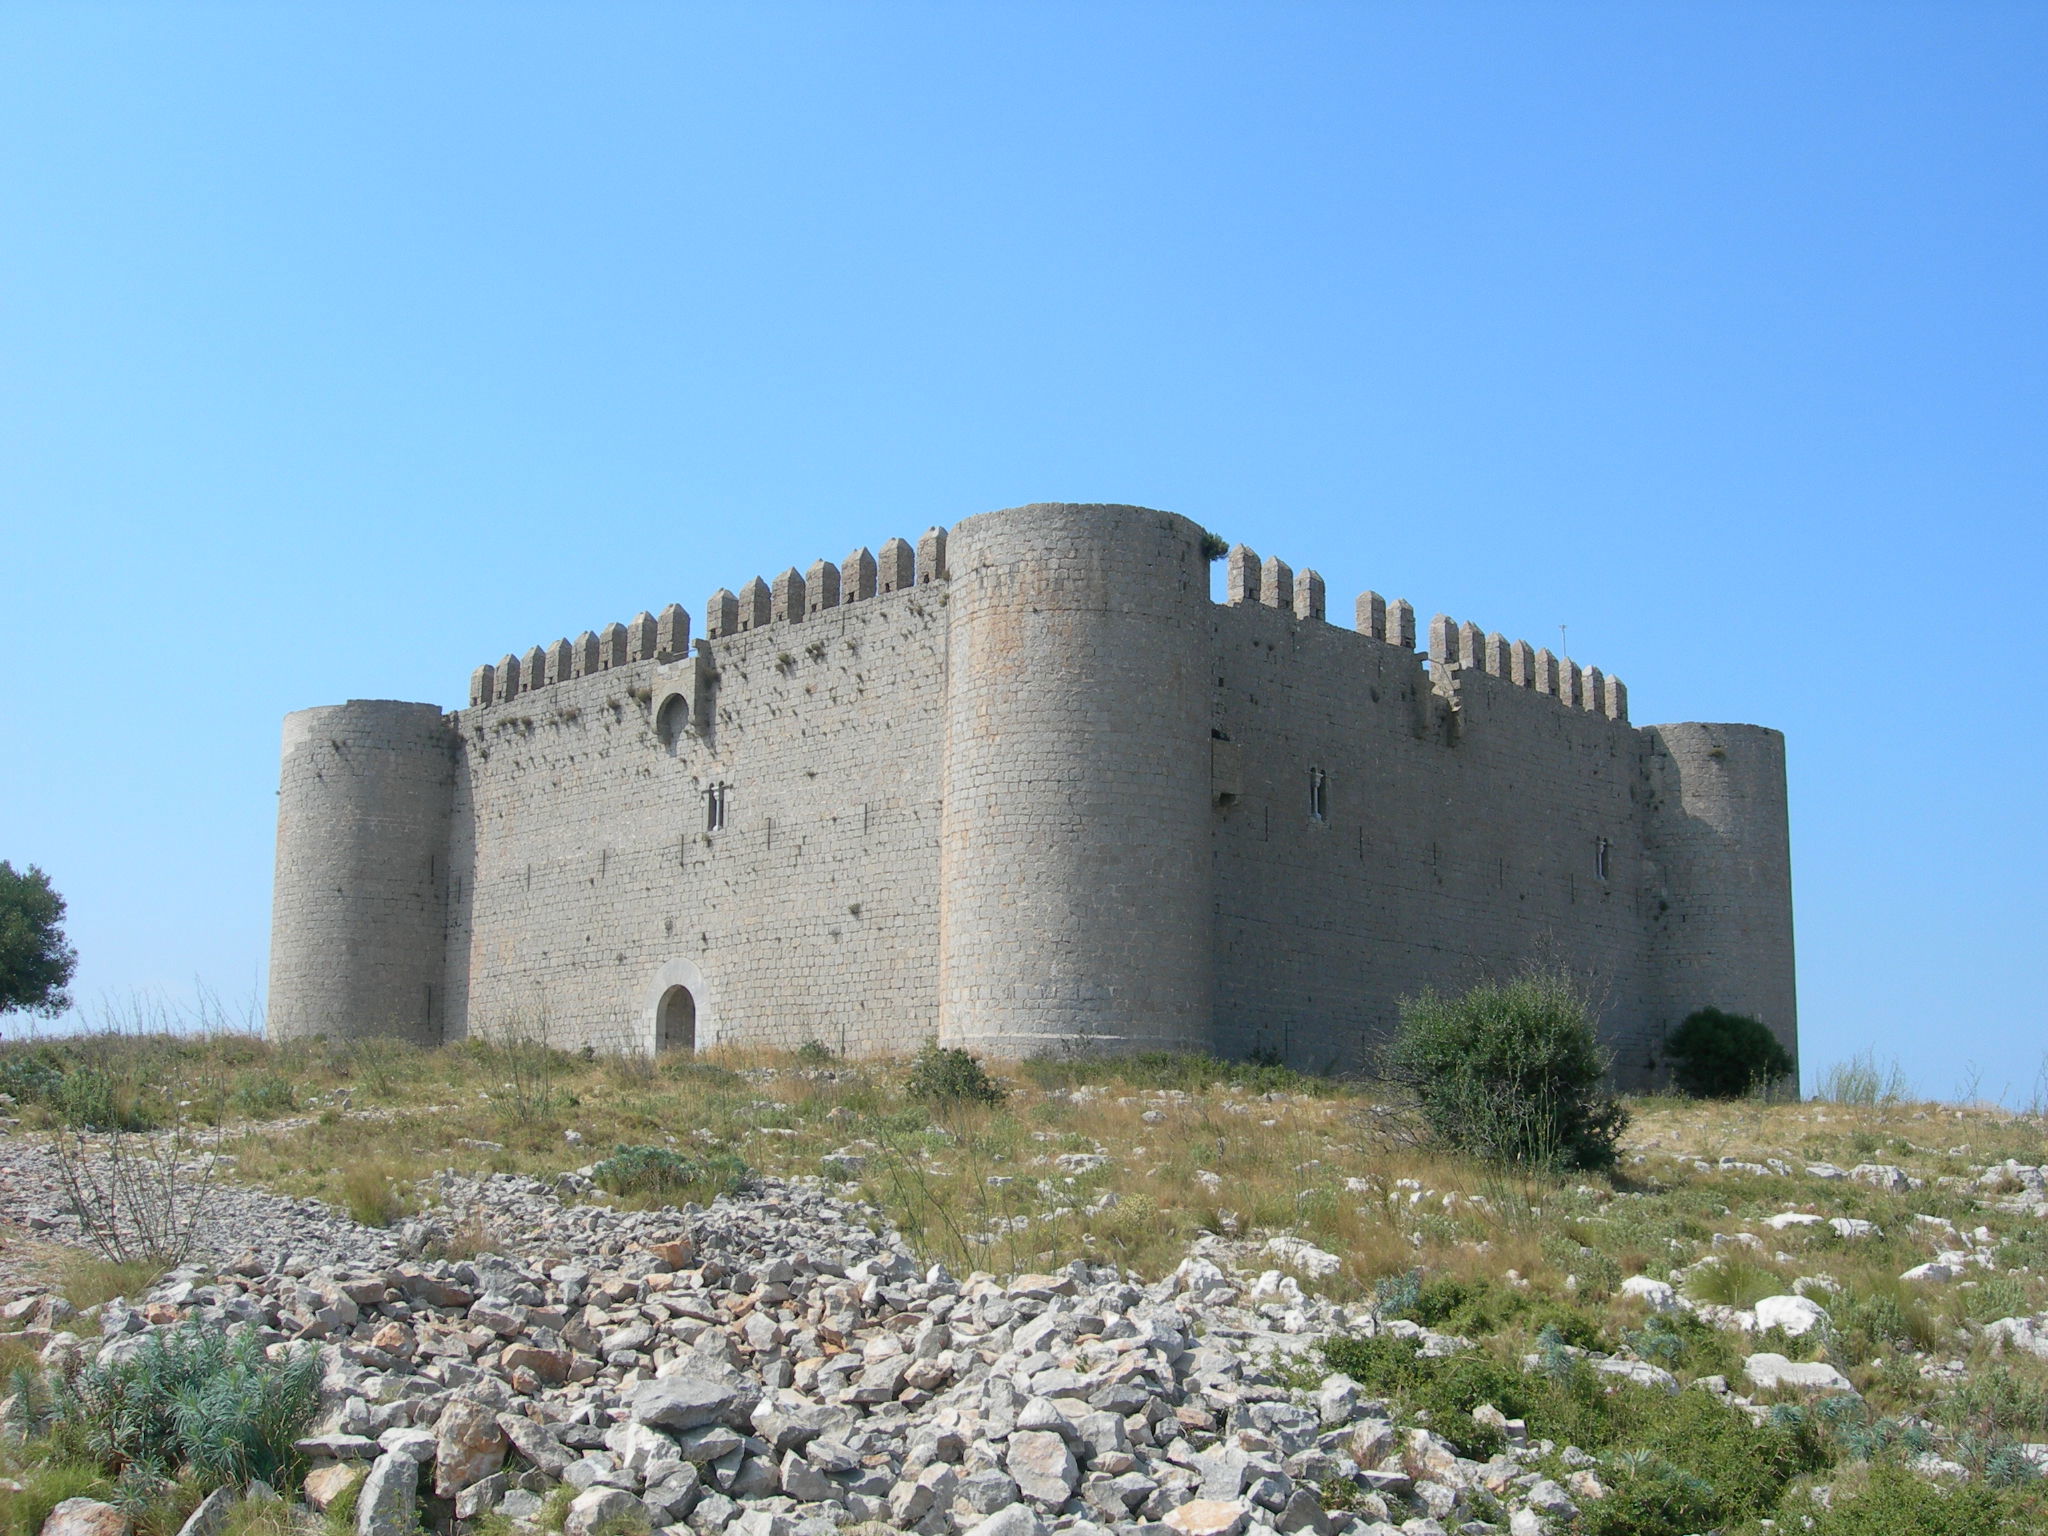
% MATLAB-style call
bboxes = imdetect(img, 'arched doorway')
[656,985,696,1054]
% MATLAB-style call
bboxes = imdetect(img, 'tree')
[0,861,78,1017]
[1665,1007,1795,1099]
[1381,970,1628,1172]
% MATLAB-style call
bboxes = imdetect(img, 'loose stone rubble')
[13,1123,2048,1535]
[1,1166,1705,1536]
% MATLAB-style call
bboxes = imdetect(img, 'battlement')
[1221,542,1625,723]
[467,526,951,707]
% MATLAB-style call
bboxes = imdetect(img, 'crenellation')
[738,578,772,631]
[917,527,947,583]
[601,621,629,668]
[657,604,690,660]
[771,568,807,624]
[1534,647,1560,694]
[497,653,520,697]
[470,663,495,707]
[878,538,914,592]
[627,611,658,662]
[574,631,601,678]
[1260,555,1293,610]
[1293,569,1325,622]
[547,638,573,685]
[1605,675,1629,722]
[1389,599,1416,649]
[1484,631,1511,678]
[1558,659,1584,709]
[1429,613,1456,663]
[1511,638,1536,688]
[1582,665,1606,713]
[705,590,738,639]
[1355,590,1386,640]
[1458,620,1485,670]
[806,559,839,613]
[1227,545,1261,605]
[521,645,546,693]
[841,546,877,603]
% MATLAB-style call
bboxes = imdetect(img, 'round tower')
[1642,722,1798,1080]
[268,700,454,1045]
[939,503,1215,1057]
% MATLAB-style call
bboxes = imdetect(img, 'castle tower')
[268,700,454,1044]
[1641,722,1798,1079]
[938,503,1215,1056]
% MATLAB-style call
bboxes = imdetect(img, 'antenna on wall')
[1560,623,1569,660]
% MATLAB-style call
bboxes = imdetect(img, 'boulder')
[40,1499,128,1536]
[564,1489,653,1536]
[1618,1276,1676,1311]
[1755,1295,1828,1337]
[434,1395,509,1496]
[1004,1429,1078,1506]
[627,1373,749,1431]
[303,1463,367,1513]
[1744,1353,1858,1396]
[356,1452,419,1536]
[1164,1499,1251,1536]
[172,1487,233,1536]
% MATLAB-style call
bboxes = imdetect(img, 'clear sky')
[2,5,2041,1098]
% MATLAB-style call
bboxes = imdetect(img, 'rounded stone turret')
[938,503,1215,1057]
[268,700,454,1045]
[1642,721,1797,1079]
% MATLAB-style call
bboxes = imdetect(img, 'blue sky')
[2,5,2041,1098]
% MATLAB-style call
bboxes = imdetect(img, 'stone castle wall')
[266,502,1796,1077]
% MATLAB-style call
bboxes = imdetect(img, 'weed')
[589,1145,751,1206]
[1818,1051,1911,1108]
[340,1162,411,1228]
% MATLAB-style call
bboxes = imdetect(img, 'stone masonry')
[268,503,1795,1083]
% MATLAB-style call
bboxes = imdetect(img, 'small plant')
[1199,530,1230,560]
[590,1145,751,1205]
[29,1323,320,1493]
[1379,970,1627,1171]
[793,1039,838,1067]
[1817,1050,1911,1107]
[341,1163,411,1227]
[905,1041,1007,1107]
[1665,1007,1795,1098]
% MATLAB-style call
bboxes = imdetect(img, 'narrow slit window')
[1309,767,1328,823]
[705,784,728,833]
[1596,836,1610,881]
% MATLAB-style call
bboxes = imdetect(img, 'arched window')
[656,692,689,747]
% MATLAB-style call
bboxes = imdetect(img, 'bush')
[905,1042,1006,1107]
[1664,1007,1794,1098]
[1380,971,1627,1172]
[590,1145,750,1205]
[24,1323,319,1493]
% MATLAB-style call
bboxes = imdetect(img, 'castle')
[267,502,1796,1083]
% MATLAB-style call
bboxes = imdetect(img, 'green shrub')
[1792,1463,2048,1534]
[905,1042,1006,1107]
[1320,1330,1825,1524]
[1664,1007,1794,1098]
[1380,971,1627,1171]
[793,1040,838,1067]
[590,1145,751,1205]
[28,1323,319,1493]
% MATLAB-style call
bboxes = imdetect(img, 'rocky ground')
[8,1065,2048,1536]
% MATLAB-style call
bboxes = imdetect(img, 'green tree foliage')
[1381,971,1627,1172]
[1665,1006,1795,1098]
[0,861,78,1017]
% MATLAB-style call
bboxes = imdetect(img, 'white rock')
[1829,1218,1878,1239]
[1618,1276,1676,1311]
[1590,1358,1678,1392]
[962,1505,1049,1536]
[1900,1262,1956,1284]
[1744,1353,1858,1396]
[1754,1295,1828,1337]
[1264,1237,1343,1279]
[1763,1212,1823,1230]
